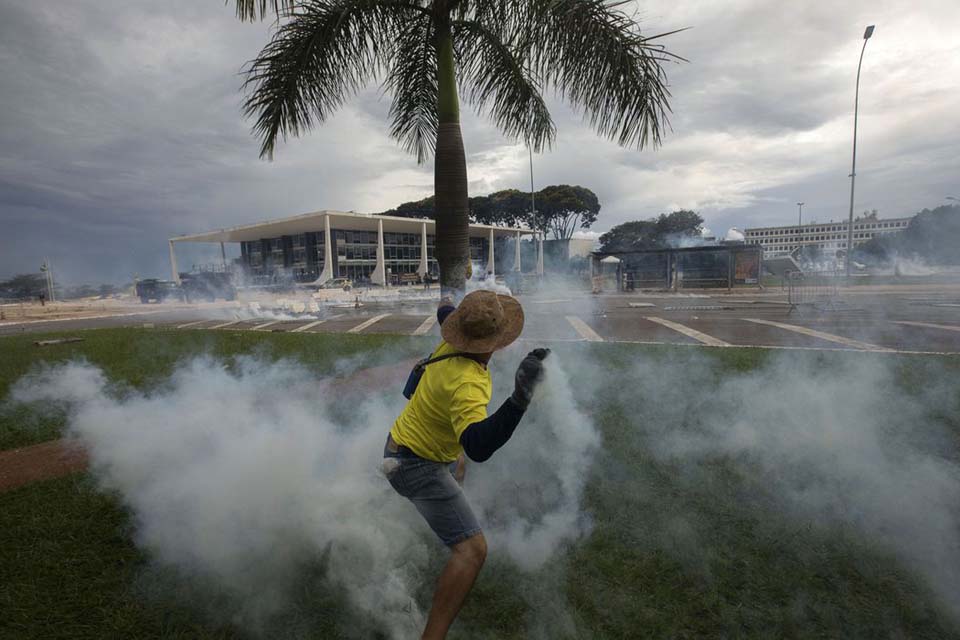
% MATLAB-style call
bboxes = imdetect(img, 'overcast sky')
[2,0,958,283]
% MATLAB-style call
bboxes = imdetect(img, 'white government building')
[744,213,914,258]
[168,209,541,285]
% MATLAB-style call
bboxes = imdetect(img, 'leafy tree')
[471,189,533,227]
[231,0,679,291]
[536,185,600,239]
[383,184,601,238]
[0,274,47,299]
[854,204,960,265]
[599,210,703,252]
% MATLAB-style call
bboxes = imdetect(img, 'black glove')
[510,348,550,410]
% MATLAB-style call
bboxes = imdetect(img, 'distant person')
[38,291,45,307]
[383,290,549,639]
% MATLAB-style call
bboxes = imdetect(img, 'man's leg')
[421,533,487,640]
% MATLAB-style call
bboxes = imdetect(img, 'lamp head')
[864,25,875,39]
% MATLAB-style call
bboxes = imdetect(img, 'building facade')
[169,210,537,286]
[744,212,913,258]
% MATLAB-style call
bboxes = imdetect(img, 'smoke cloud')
[575,348,960,621]
[10,348,597,638]
[7,318,960,634]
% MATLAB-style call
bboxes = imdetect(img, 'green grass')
[1,330,959,639]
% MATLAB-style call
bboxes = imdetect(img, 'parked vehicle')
[135,279,183,304]
[179,271,237,302]
[319,278,353,291]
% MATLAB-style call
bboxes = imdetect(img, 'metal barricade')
[786,270,840,311]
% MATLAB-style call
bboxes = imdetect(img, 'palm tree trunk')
[433,15,469,294]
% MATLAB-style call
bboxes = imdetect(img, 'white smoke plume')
[575,348,960,621]
[10,349,597,638]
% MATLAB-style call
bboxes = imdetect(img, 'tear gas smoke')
[10,349,597,638]
[574,348,960,621]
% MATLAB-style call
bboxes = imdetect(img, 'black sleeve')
[437,304,456,326]
[458,397,525,462]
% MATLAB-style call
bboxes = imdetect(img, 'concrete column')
[513,230,521,271]
[370,218,387,286]
[417,221,429,278]
[486,228,495,277]
[312,215,334,285]
[168,240,180,284]
[536,232,544,276]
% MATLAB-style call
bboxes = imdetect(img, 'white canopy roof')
[171,209,534,244]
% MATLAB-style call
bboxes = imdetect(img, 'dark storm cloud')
[1,0,958,282]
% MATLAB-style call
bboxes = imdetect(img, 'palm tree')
[232,0,680,292]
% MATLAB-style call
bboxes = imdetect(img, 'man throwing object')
[383,290,549,639]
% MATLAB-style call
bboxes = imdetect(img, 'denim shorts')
[382,438,482,547]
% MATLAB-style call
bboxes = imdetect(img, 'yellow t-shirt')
[390,341,491,462]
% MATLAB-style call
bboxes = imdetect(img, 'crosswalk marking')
[347,314,390,334]
[291,320,325,333]
[894,320,960,333]
[412,316,436,336]
[744,318,892,351]
[176,320,207,329]
[566,316,604,342]
[251,320,280,331]
[645,316,730,347]
[209,320,241,330]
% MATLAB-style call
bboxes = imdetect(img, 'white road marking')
[176,320,208,329]
[566,316,604,342]
[412,316,436,336]
[347,314,390,334]
[291,320,325,333]
[209,320,242,330]
[251,320,280,331]
[645,316,731,347]
[894,320,960,333]
[743,318,892,352]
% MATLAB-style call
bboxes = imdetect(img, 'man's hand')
[510,348,550,410]
[454,454,466,485]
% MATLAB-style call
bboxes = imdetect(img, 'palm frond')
[453,19,555,152]
[231,0,296,21]
[384,14,437,164]
[524,0,682,149]
[242,0,411,159]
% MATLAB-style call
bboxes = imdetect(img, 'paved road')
[3,290,959,355]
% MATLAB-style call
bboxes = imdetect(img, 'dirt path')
[0,439,88,493]
[0,358,419,494]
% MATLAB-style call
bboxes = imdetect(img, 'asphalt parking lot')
[3,288,959,355]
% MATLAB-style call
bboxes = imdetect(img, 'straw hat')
[441,290,524,353]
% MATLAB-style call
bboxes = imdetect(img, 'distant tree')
[384,184,601,236]
[0,274,47,299]
[599,210,703,252]
[536,185,600,239]
[853,204,960,265]
[384,196,435,219]
[471,189,530,227]
[598,220,657,252]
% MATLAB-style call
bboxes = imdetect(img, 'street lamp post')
[796,202,804,255]
[845,25,875,277]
